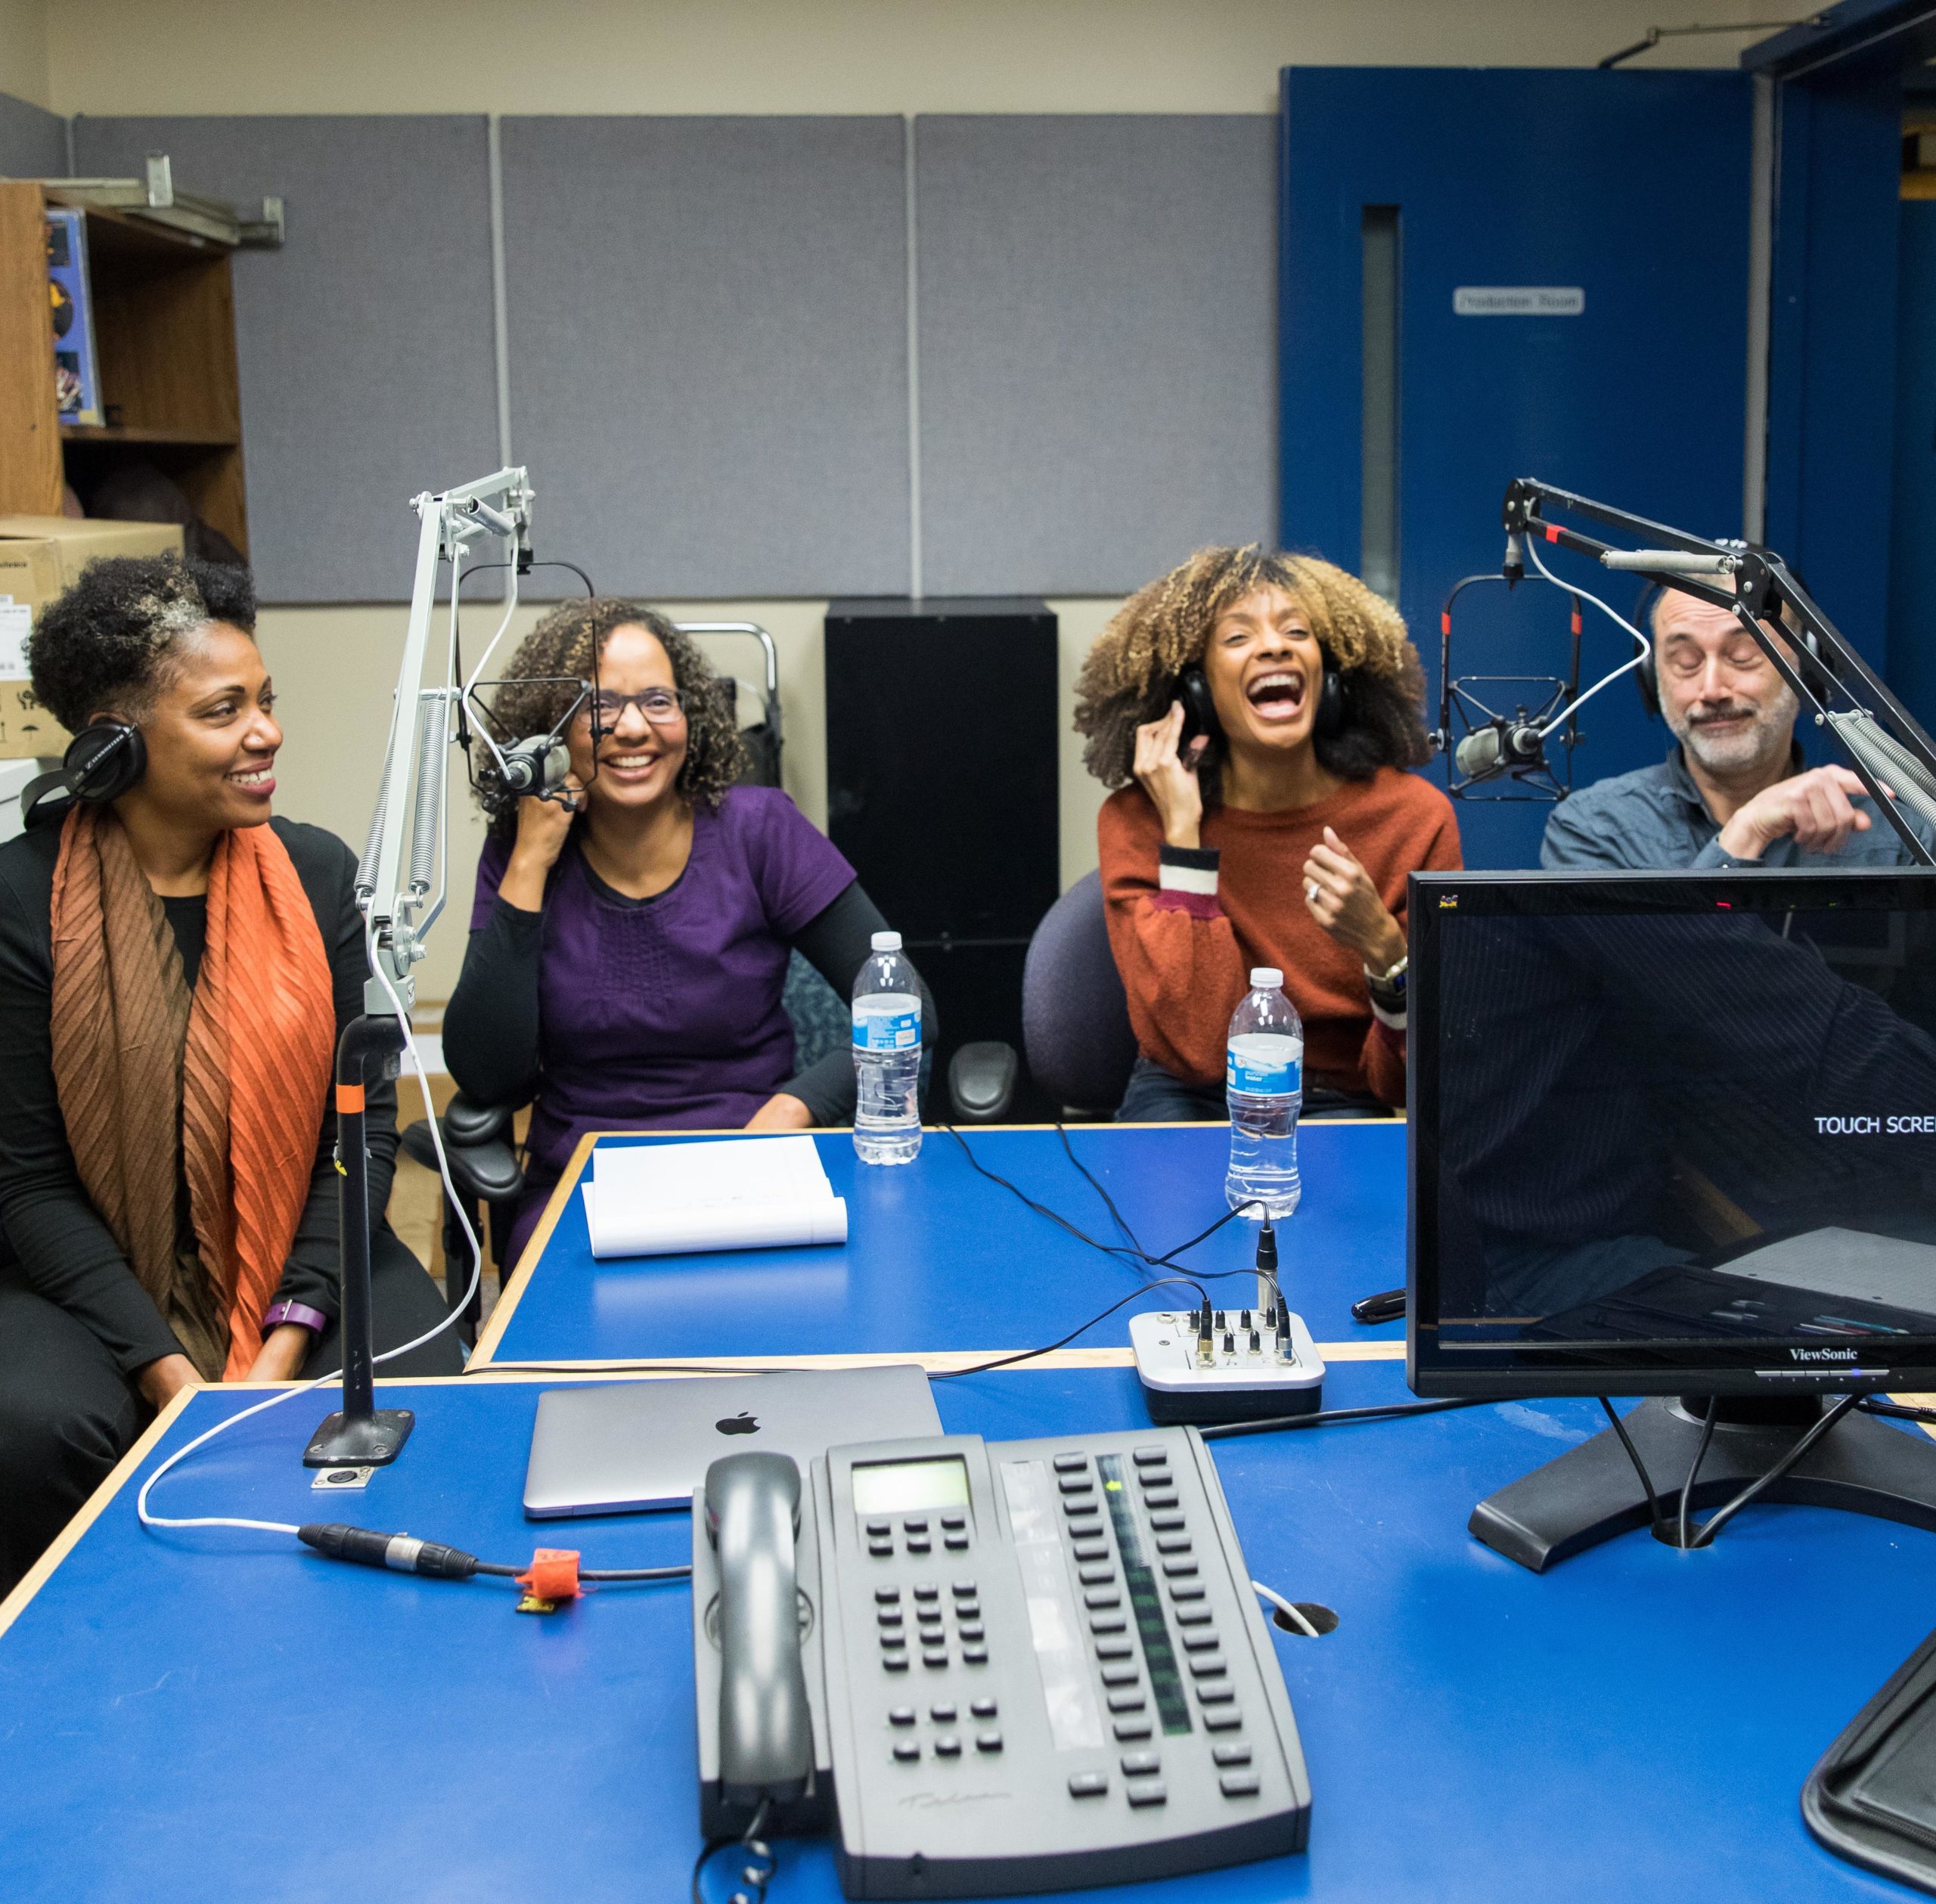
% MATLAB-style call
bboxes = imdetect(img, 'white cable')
[137,931,486,1536]
[1251,1578,1319,1639]
[1522,534,1655,742]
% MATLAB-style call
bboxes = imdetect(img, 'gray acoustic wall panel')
[499,116,910,598]
[915,116,1277,597]
[71,116,498,603]
[0,92,65,178]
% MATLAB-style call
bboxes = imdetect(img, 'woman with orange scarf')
[0,555,461,1593]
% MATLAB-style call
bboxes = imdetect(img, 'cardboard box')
[0,516,185,760]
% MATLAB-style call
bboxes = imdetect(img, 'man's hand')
[1132,702,1208,851]
[1302,826,1406,972]
[1717,765,1875,861]
[135,1353,199,1409]
[245,1324,312,1384]
[745,1093,814,1132]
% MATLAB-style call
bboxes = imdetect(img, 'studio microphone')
[1454,719,1546,783]
[498,735,570,798]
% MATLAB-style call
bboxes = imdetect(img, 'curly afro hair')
[476,597,746,835]
[1072,544,1431,792]
[29,553,258,733]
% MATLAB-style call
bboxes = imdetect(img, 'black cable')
[1056,1123,1146,1256]
[1199,1396,1491,1440]
[1861,1397,1936,1423]
[1678,1397,1718,1552]
[1685,1393,1860,1551]
[933,1277,1217,1379]
[1597,1397,1668,1534]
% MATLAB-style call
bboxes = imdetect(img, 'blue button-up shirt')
[1540,746,1936,870]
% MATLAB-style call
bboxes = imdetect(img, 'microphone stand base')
[302,1408,415,1468]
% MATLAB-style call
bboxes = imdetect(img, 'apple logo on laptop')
[716,1412,760,1436]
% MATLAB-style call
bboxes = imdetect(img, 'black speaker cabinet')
[826,598,1060,1116]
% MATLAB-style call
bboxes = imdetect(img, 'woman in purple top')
[442,600,932,1268]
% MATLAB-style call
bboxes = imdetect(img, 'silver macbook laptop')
[522,1364,942,1519]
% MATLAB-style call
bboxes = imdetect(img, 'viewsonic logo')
[1788,1347,1858,1363]
[715,1412,761,1435]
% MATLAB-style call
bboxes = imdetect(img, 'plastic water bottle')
[852,929,923,1165]
[1224,966,1303,1219]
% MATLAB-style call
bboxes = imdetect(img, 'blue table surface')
[0,1357,1925,1904]
[481,1124,1407,1366]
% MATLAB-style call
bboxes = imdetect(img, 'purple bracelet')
[262,1300,327,1335]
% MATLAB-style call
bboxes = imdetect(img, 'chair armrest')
[948,1041,1018,1124]
[399,1091,526,1210]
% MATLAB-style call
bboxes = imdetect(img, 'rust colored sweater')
[1098,768,1462,1108]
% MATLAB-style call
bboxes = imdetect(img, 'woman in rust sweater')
[1075,545,1460,1119]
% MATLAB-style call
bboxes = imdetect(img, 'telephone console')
[693,1425,1310,1898]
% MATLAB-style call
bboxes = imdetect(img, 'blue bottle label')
[854,1009,920,1052]
[1227,1049,1301,1095]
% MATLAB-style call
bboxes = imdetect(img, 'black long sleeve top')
[0,817,396,1375]
[444,874,932,1126]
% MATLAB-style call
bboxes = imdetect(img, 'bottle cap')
[1250,967,1283,989]
[872,930,903,952]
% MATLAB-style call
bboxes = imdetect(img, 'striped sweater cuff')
[1158,843,1220,897]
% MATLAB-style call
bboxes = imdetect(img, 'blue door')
[1282,68,1753,868]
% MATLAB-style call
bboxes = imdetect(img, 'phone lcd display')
[851,1456,970,1516]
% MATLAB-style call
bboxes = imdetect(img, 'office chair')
[1020,869,1138,1116]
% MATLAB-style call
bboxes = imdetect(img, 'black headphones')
[1176,658,1348,754]
[20,719,147,830]
[1633,576,1834,721]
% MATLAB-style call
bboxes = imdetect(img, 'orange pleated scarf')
[50,808,335,1380]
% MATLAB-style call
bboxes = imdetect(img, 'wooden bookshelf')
[0,183,249,554]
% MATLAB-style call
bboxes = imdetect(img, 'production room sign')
[1453,286,1586,316]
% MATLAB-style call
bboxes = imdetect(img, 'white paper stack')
[581,1135,849,1259]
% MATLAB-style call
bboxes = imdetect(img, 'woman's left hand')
[244,1323,312,1383]
[745,1093,814,1132]
[1302,826,1406,972]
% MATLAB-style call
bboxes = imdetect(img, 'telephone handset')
[695,1426,1310,1898]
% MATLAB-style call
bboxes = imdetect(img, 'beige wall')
[1,0,49,107]
[42,0,1761,116]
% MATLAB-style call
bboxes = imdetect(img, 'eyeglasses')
[578,686,687,730]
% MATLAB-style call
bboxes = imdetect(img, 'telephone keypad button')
[1078,1565,1114,1586]
[970,1697,997,1718]
[1203,1710,1242,1732]
[1106,1691,1146,1713]
[962,1645,989,1664]
[922,1649,948,1669]
[906,1538,932,1555]
[1094,1639,1133,1661]
[1143,1490,1180,1509]
[1154,1536,1192,1555]
[940,1512,966,1531]
[917,1611,943,1630]
[903,1517,929,1534]
[1072,1540,1109,1561]
[877,1608,903,1626]
[1197,1685,1236,1706]
[1119,1751,1160,1775]
[913,1583,939,1602]
[1090,1614,1127,1635]
[1083,1589,1121,1610]
[933,1735,962,1758]
[929,1701,957,1721]
[944,1535,969,1551]
[1067,1772,1108,1798]
[976,1729,1003,1753]
[951,1580,976,1597]
[1058,1476,1094,1496]
[1132,1447,1168,1467]
[866,1520,892,1537]
[1189,1657,1227,1680]
[884,1655,910,1673]
[1053,1453,1088,1473]
[1127,1781,1168,1809]
[1063,1501,1100,1520]
[881,1633,907,1651]
[1174,1606,1213,1626]
[1168,1582,1206,1602]
[1162,1559,1198,1579]
[1212,1743,1252,1766]
[1113,1718,1153,1741]
[892,1739,920,1763]
[957,1621,985,1641]
[1100,1665,1139,1687]
[1180,1630,1220,1651]
[868,1541,892,1558]
[1220,1772,1261,1799]
[1148,1512,1187,1532]
[889,1706,917,1726]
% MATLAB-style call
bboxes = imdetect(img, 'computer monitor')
[1407,867,1936,1571]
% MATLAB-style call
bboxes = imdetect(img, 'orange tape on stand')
[517,1549,582,1601]
[336,1083,365,1116]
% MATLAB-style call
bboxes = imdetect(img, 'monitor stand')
[1470,1394,1936,1573]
